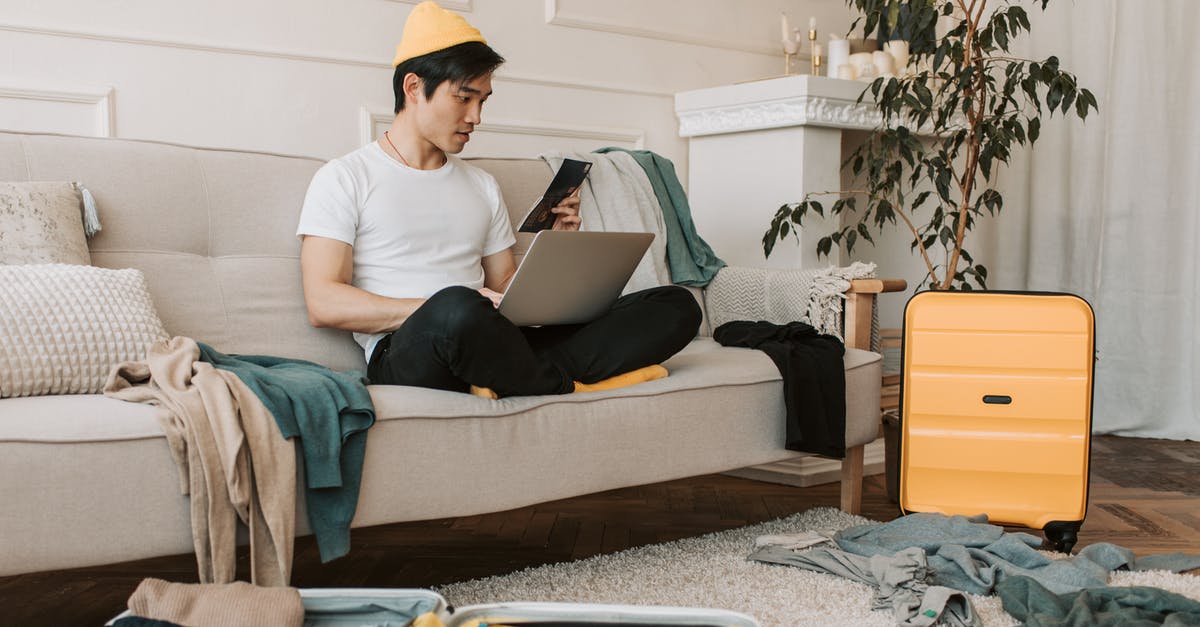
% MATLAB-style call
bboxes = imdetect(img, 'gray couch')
[0,131,888,577]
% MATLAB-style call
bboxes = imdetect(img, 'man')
[297,1,700,398]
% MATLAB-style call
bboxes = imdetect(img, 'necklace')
[382,131,414,168]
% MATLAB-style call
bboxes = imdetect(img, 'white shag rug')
[437,507,1200,627]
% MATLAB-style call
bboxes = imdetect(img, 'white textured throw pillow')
[0,264,169,398]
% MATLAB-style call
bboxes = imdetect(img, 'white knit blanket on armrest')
[704,261,877,341]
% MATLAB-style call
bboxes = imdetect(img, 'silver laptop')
[497,230,654,327]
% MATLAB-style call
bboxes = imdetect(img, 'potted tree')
[762,0,1097,290]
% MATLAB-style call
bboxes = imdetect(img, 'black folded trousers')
[368,285,702,397]
[713,320,846,458]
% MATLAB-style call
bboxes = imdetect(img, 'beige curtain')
[981,1,1199,439]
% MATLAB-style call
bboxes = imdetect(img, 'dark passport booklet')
[517,158,592,233]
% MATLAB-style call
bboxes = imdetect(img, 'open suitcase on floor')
[898,291,1095,553]
[110,587,762,626]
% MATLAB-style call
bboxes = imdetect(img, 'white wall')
[0,0,855,179]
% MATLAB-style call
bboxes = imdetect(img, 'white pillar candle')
[885,40,910,72]
[873,50,895,75]
[827,38,851,78]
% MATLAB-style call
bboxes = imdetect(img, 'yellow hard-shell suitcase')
[899,291,1095,552]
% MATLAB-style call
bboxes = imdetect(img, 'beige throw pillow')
[0,264,169,398]
[0,181,92,265]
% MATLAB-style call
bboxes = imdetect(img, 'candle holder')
[809,27,818,75]
[783,35,801,75]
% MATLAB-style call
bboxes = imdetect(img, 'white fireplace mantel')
[677,74,880,138]
[675,74,879,269]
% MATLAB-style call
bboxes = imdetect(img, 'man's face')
[414,73,493,155]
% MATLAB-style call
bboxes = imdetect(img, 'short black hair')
[393,41,505,114]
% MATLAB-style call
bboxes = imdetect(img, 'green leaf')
[763,229,776,257]
[912,190,932,210]
[811,200,824,217]
[995,21,1009,50]
[939,225,954,246]
[1061,86,1076,115]
[780,221,789,238]
[857,222,874,244]
[1010,6,1031,31]
[817,236,832,258]
[846,229,858,251]
[1029,117,1041,142]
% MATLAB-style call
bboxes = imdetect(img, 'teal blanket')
[198,343,375,563]
[594,148,725,286]
[998,575,1200,626]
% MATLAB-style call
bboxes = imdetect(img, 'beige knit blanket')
[104,336,296,586]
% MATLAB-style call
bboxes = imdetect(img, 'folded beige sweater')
[127,577,304,627]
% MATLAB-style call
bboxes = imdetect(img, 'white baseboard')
[724,437,886,488]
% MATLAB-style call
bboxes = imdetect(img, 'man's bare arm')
[300,235,424,333]
[477,247,517,307]
[482,247,517,293]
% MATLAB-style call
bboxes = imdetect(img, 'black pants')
[367,285,702,397]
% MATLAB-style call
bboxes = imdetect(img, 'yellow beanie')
[392,1,488,67]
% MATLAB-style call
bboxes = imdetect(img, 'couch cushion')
[0,394,164,442]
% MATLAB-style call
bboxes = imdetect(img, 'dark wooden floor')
[2,435,1197,625]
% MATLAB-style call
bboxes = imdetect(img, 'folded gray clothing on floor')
[833,513,1200,595]
[834,512,1038,556]
[996,574,1200,627]
[749,545,980,627]
[753,531,833,551]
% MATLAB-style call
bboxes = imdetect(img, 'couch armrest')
[844,279,908,351]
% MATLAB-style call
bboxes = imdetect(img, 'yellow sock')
[573,364,668,393]
[469,385,499,400]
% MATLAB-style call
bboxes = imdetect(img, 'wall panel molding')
[0,22,673,99]
[0,84,115,137]
[360,107,643,150]
[476,118,644,149]
[544,0,776,56]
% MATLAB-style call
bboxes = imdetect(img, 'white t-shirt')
[296,142,516,360]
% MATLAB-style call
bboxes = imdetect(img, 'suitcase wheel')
[1043,521,1082,554]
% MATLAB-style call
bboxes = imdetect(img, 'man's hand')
[478,287,504,308]
[551,193,582,231]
